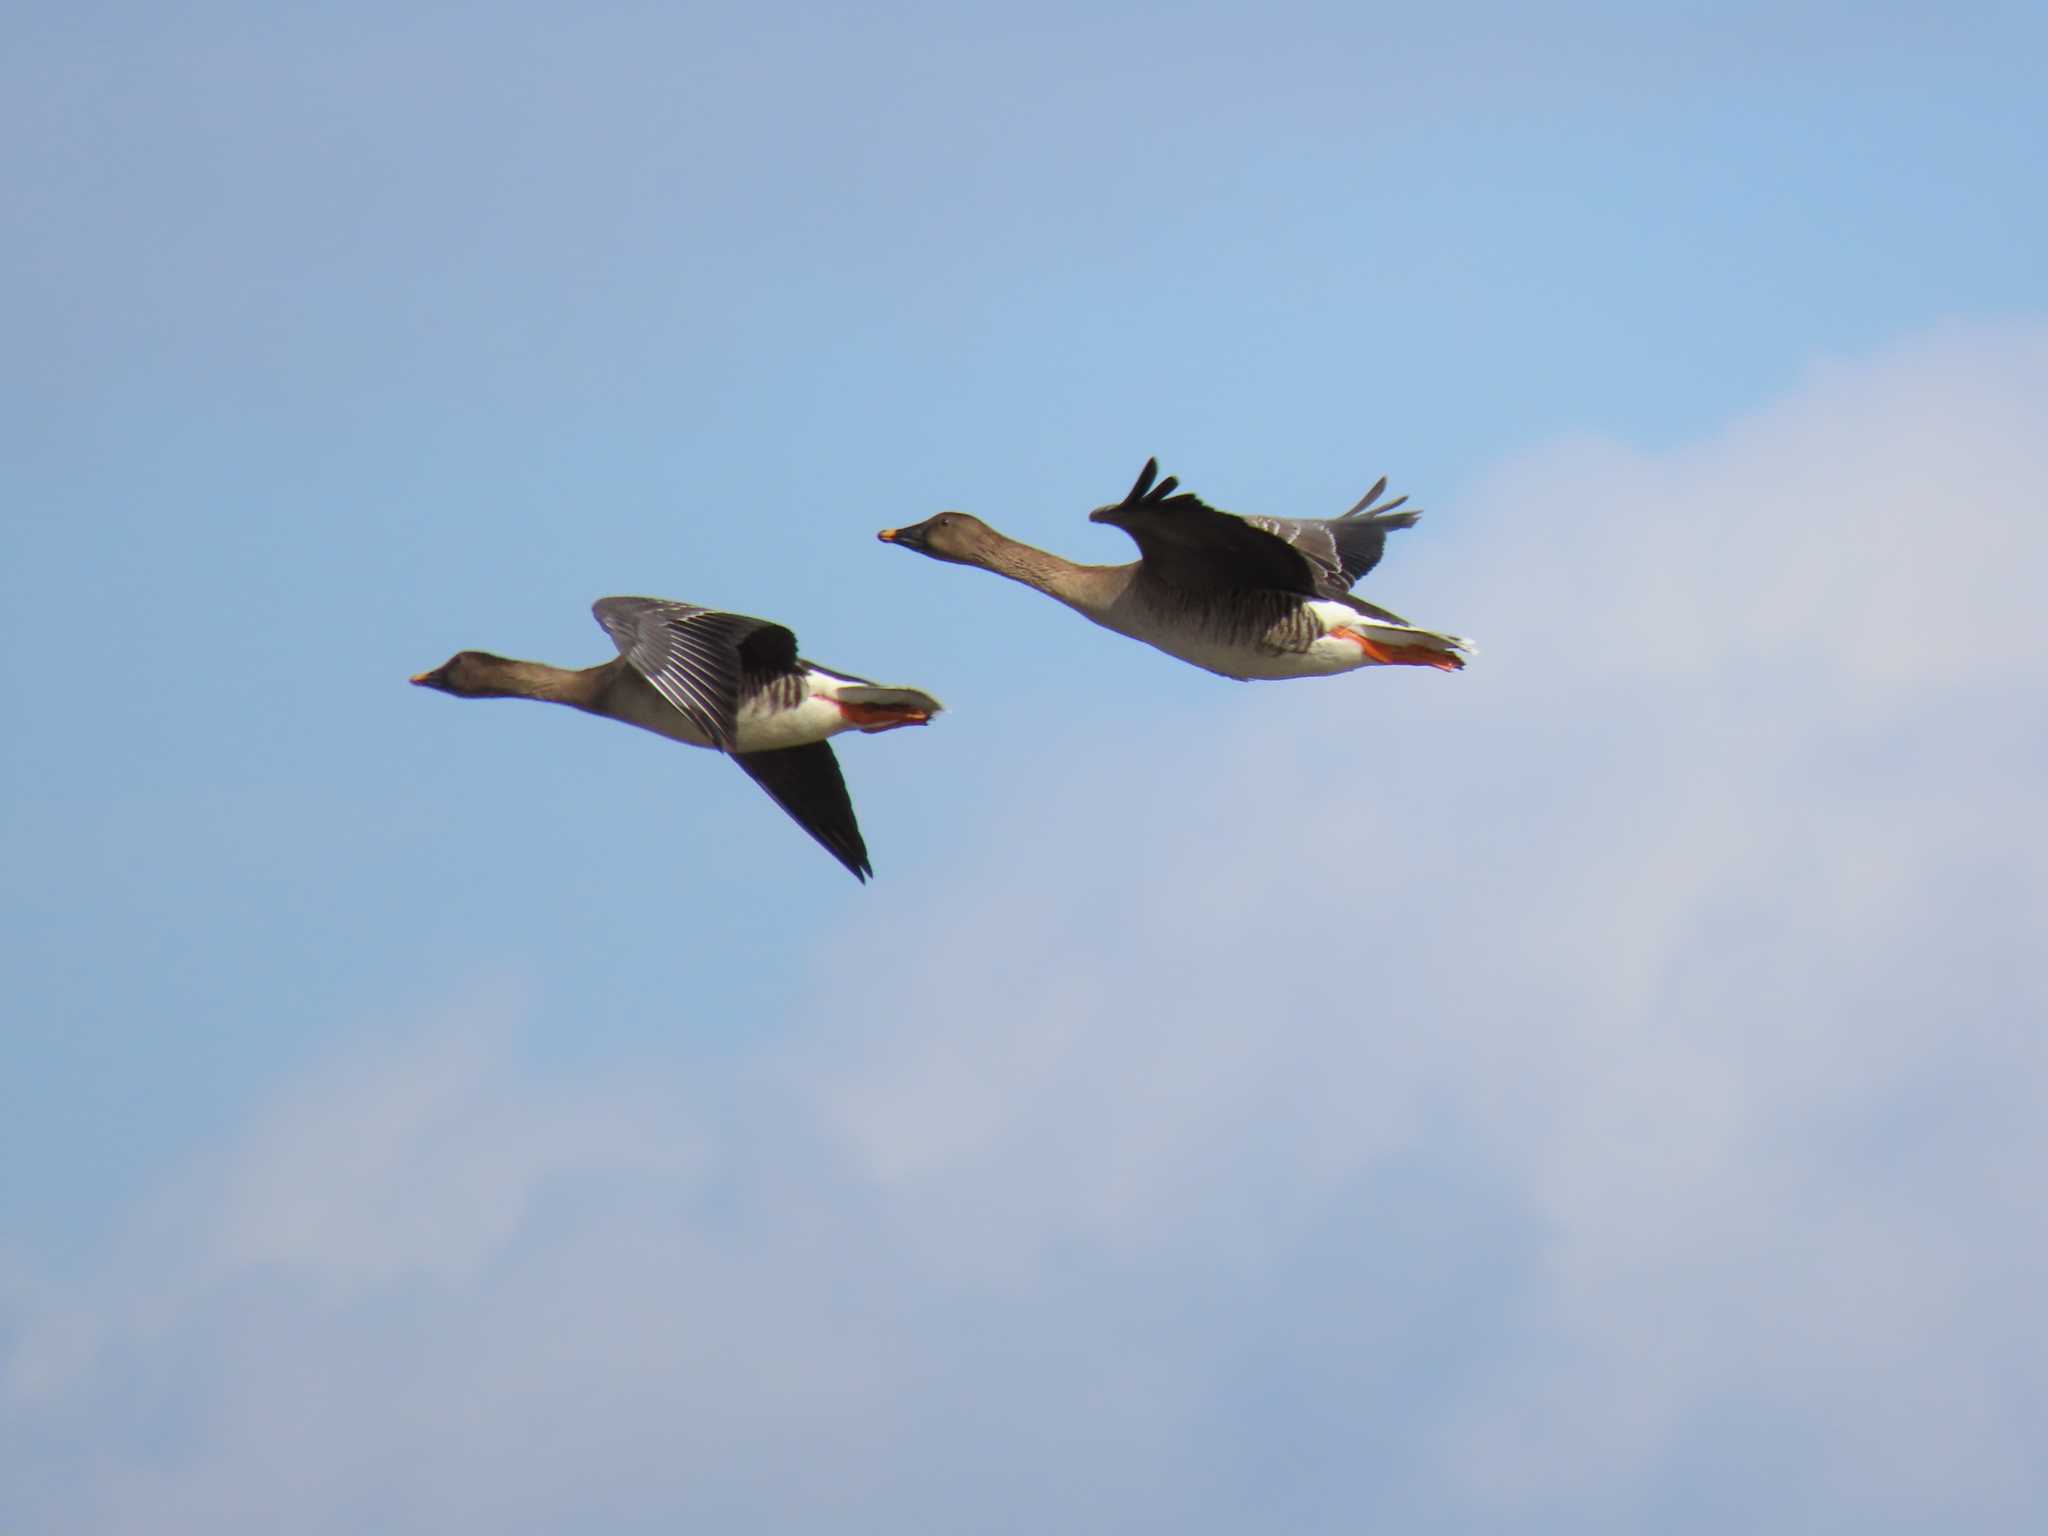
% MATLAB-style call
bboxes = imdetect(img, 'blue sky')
[4,2,2045,1530]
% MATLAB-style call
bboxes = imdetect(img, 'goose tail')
[1341,621,1473,672]
[832,684,945,731]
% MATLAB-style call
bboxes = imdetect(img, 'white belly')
[734,690,851,750]
[607,670,853,752]
[1146,629,1370,680]
[1096,597,1371,682]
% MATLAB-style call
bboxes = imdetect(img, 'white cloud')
[7,322,2046,1533]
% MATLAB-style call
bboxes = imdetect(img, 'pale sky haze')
[3,3,2045,1531]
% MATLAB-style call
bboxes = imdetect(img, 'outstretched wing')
[1239,475,1422,598]
[592,597,797,752]
[732,742,872,882]
[1089,459,1319,596]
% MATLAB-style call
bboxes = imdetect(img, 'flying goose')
[879,459,1470,680]
[410,598,941,881]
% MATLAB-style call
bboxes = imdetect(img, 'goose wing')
[592,597,797,752]
[1239,476,1421,598]
[732,742,872,882]
[1089,459,1317,596]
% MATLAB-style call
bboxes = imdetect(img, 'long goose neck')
[974,530,1129,614]
[468,656,612,707]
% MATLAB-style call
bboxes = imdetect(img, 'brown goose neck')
[472,656,612,706]
[976,531,1126,611]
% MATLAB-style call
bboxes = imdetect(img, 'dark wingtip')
[1342,477,1423,524]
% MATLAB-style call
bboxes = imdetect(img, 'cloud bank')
[7,323,2045,1533]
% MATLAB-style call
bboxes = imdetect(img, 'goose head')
[410,651,526,697]
[876,511,1002,567]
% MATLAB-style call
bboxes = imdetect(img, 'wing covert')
[1090,458,1320,596]
[1240,477,1420,597]
[592,597,796,752]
